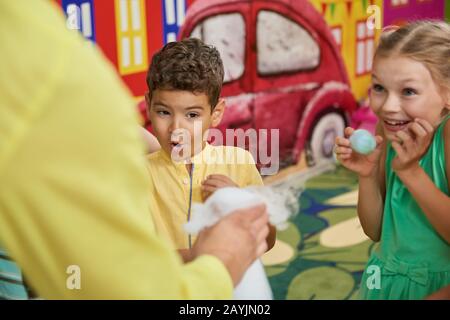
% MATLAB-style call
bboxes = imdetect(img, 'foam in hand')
[184,186,299,300]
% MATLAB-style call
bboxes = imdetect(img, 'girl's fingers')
[408,122,427,138]
[372,135,384,152]
[337,154,352,160]
[396,131,412,146]
[344,127,355,138]
[391,141,406,159]
[335,136,351,147]
[391,135,403,144]
[375,135,384,146]
[334,146,352,154]
[415,118,434,133]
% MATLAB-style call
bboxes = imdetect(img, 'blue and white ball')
[349,129,376,155]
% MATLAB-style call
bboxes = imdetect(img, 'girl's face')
[370,55,450,141]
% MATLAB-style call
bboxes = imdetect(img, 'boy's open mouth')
[170,141,187,150]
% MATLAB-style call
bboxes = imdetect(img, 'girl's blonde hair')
[375,20,450,99]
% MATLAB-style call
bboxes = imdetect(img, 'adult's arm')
[0,0,232,299]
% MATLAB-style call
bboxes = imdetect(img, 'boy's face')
[147,89,224,160]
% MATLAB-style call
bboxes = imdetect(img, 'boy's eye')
[186,112,200,119]
[372,84,384,93]
[402,88,417,96]
[157,110,170,116]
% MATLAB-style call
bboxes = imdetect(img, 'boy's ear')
[145,91,152,107]
[145,91,152,120]
[211,98,225,127]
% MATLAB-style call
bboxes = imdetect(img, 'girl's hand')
[392,118,434,173]
[201,174,238,201]
[335,127,384,177]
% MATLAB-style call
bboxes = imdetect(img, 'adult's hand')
[191,204,269,286]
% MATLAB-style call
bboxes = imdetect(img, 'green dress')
[359,116,450,299]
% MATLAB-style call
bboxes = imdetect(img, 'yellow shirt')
[147,144,264,249]
[0,0,232,299]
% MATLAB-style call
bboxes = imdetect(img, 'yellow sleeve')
[0,0,232,299]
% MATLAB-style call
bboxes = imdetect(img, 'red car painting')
[179,0,357,169]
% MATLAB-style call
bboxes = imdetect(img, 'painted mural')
[446,0,450,21]
[55,0,447,170]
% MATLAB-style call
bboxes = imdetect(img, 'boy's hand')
[201,174,238,201]
[392,118,434,174]
[334,127,384,178]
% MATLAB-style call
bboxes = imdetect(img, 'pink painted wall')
[383,0,444,26]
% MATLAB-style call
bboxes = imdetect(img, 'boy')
[145,38,276,260]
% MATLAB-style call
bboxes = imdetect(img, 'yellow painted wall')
[310,0,383,102]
